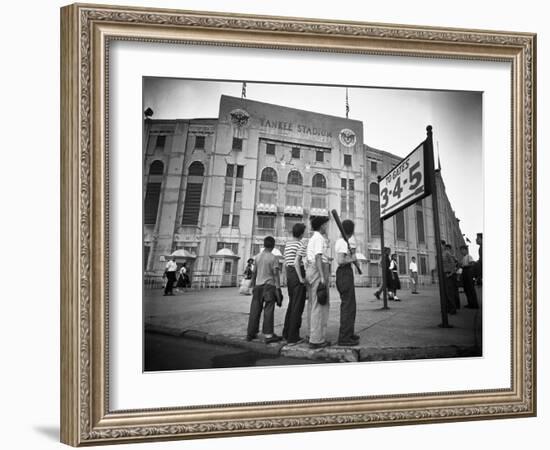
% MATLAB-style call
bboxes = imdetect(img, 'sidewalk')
[144,285,482,363]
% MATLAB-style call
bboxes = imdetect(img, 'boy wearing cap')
[245,236,283,343]
[334,219,360,346]
[305,216,331,349]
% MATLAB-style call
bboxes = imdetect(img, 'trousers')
[246,284,276,338]
[282,266,307,342]
[164,271,176,295]
[336,264,356,342]
[462,267,479,308]
[306,262,330,345]
[444,274,457,314]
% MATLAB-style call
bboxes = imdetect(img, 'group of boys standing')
[245,215,359,348]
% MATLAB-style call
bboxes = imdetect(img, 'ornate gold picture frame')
[60,3,536,446]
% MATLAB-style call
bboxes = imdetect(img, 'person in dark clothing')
[442,243,458,315]
[246,236,283,344]
[475,232,483,286]
[459,245,480,309]
[282,223,307,344]
[335,219,360,346]
[374,247,391,300]
[388,254,402,301]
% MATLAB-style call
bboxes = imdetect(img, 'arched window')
[311,173,327,209]
[259,167,277,204]
[369,182,380,236]
[261,167,278,183]
[286,171,303,207]
[188,161,204,176]
[312,173,327,189]
[182,161,205,226]
[149,160,164,175]
[287,170,303,185]
[144,161,164,225]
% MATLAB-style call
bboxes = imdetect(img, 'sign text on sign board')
[379,142,433,220]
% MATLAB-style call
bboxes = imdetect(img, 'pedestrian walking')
[245,236,283,344]
[176,262,190,293]
[163,257,177,296]
[335,219,360,346]
[475,232,483,286]
[388,254,401,301]
[305,216,331,349]
[282,223,308,344]
[374,247,391,300]
[239,258,254,295]
[459,245,480,309]
[409,256,419,294]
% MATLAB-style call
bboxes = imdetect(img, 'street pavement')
[144,284,482,365]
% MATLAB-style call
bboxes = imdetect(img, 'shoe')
[338,340,359,347]
[265,335,282,344]
[394,297,401,301]
[351,334,360,341]
[374,292,380,300]
[309,341,330,349]
[412,292,419,294]
[245,334,257,342]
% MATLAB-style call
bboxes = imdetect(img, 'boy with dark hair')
[305,216,331,349]
[334,219,360,346]
[246,236,283,343]
[282,222,308,344]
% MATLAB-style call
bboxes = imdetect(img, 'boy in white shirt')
[409,256,419,294]
[305,216,331,349]
[334,219,360,346]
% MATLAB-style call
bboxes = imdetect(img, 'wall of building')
[143,95,466,284]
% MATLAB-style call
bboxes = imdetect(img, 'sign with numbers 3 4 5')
[379,141,434,220]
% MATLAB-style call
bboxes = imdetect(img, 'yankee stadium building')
[143,95,465,286]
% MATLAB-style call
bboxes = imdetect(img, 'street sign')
[378,141,433,220]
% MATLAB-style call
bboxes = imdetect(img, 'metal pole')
[378,176,389,310]
[426,126,451,328]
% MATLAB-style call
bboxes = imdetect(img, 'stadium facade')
[143,95,465,286]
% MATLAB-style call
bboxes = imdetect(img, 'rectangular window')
[369,251,381,261]
[251,244,261,256]
[349,179,355,190]
[341,178,347,190]
[221,214,230,226]
[226,164,234,178]
[349,194,355,215]
[291,147,301,159]
[257,215,275,231]
[285,216,301,233]
[311,196,326,209]
[341,195,347,214]
[370,200,381,236]
[370,161,378,173]
[156,135,166,149]
[419,255,428,275]
[143,245,151,269]
[344,154,352,166]
[416,210,425,243]
[316,150,324,162]
[194,135,205,149]
[224,262,232,274]
[217,242,239,254]
[232,137,243,151]
[144,182,162,225]
[396,210,406,240]
[266,143,275,155]
[236,165,244,178]
[398,254,407,275]
[286,192,302,206]
[232,215,240,227]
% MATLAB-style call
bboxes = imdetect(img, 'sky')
[143,78,483,245]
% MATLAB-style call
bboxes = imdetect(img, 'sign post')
[425,126,450,328]
[377,125,450,327]
[377,176,389,310]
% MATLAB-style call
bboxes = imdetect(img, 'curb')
[145,323,481,363]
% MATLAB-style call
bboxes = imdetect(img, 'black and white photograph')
[143,78,483,371]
